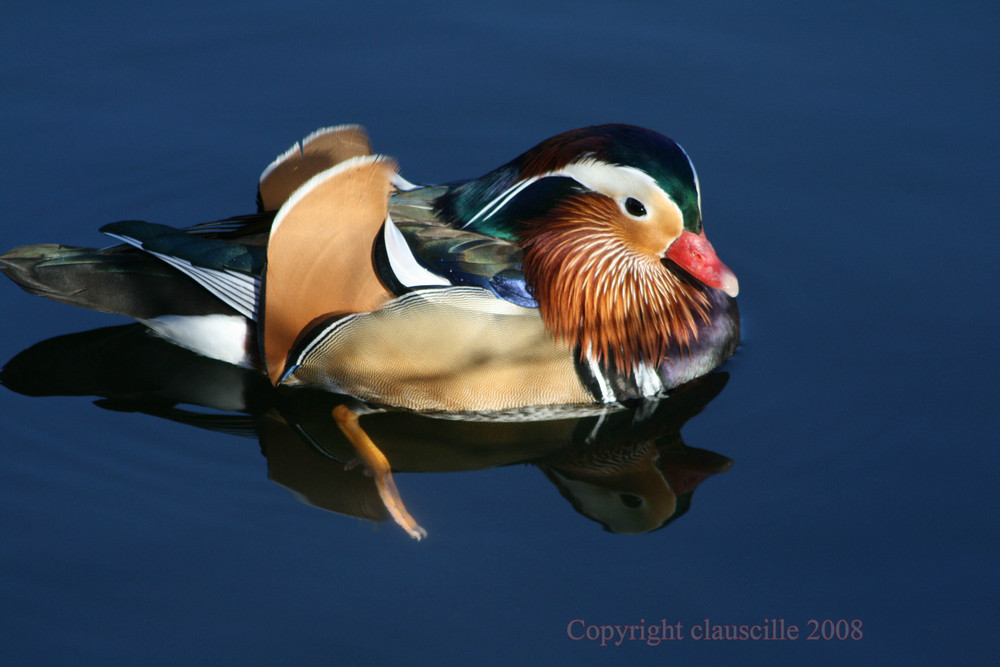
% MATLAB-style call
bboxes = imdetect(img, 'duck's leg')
[332,405,427,540]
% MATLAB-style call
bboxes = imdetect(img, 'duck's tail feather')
[0,243,240,319]
[101,221,263,320]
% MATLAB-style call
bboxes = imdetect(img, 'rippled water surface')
[1,2,996,665]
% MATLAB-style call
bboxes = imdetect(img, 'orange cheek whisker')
[521,197,712,376]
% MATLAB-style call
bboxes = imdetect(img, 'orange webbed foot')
[332,405,427,540]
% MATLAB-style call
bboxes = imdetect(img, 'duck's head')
[438,124,739,373]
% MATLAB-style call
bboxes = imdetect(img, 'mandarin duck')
[1,123,740,538]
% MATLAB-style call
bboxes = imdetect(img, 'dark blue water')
[1,2,996,665]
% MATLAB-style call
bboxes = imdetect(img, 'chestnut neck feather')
[521,195,710,375]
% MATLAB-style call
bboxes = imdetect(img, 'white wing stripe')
[105,232,259,319]
[147,252,259,319]
[383,215,451,288]
[465,176,540,226]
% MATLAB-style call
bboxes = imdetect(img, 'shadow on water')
[2,323,734,536]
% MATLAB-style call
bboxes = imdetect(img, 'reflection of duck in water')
[536,376,733,534]
[1,124,739,537]
[540,425,732,535]
[2,325,733,536]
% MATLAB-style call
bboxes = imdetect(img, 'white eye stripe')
[562,160,684,227]
[463,159,670,228]
[558,160,660,200]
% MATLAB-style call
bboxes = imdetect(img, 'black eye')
[619,493,643,509]
[624,197,647,217]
